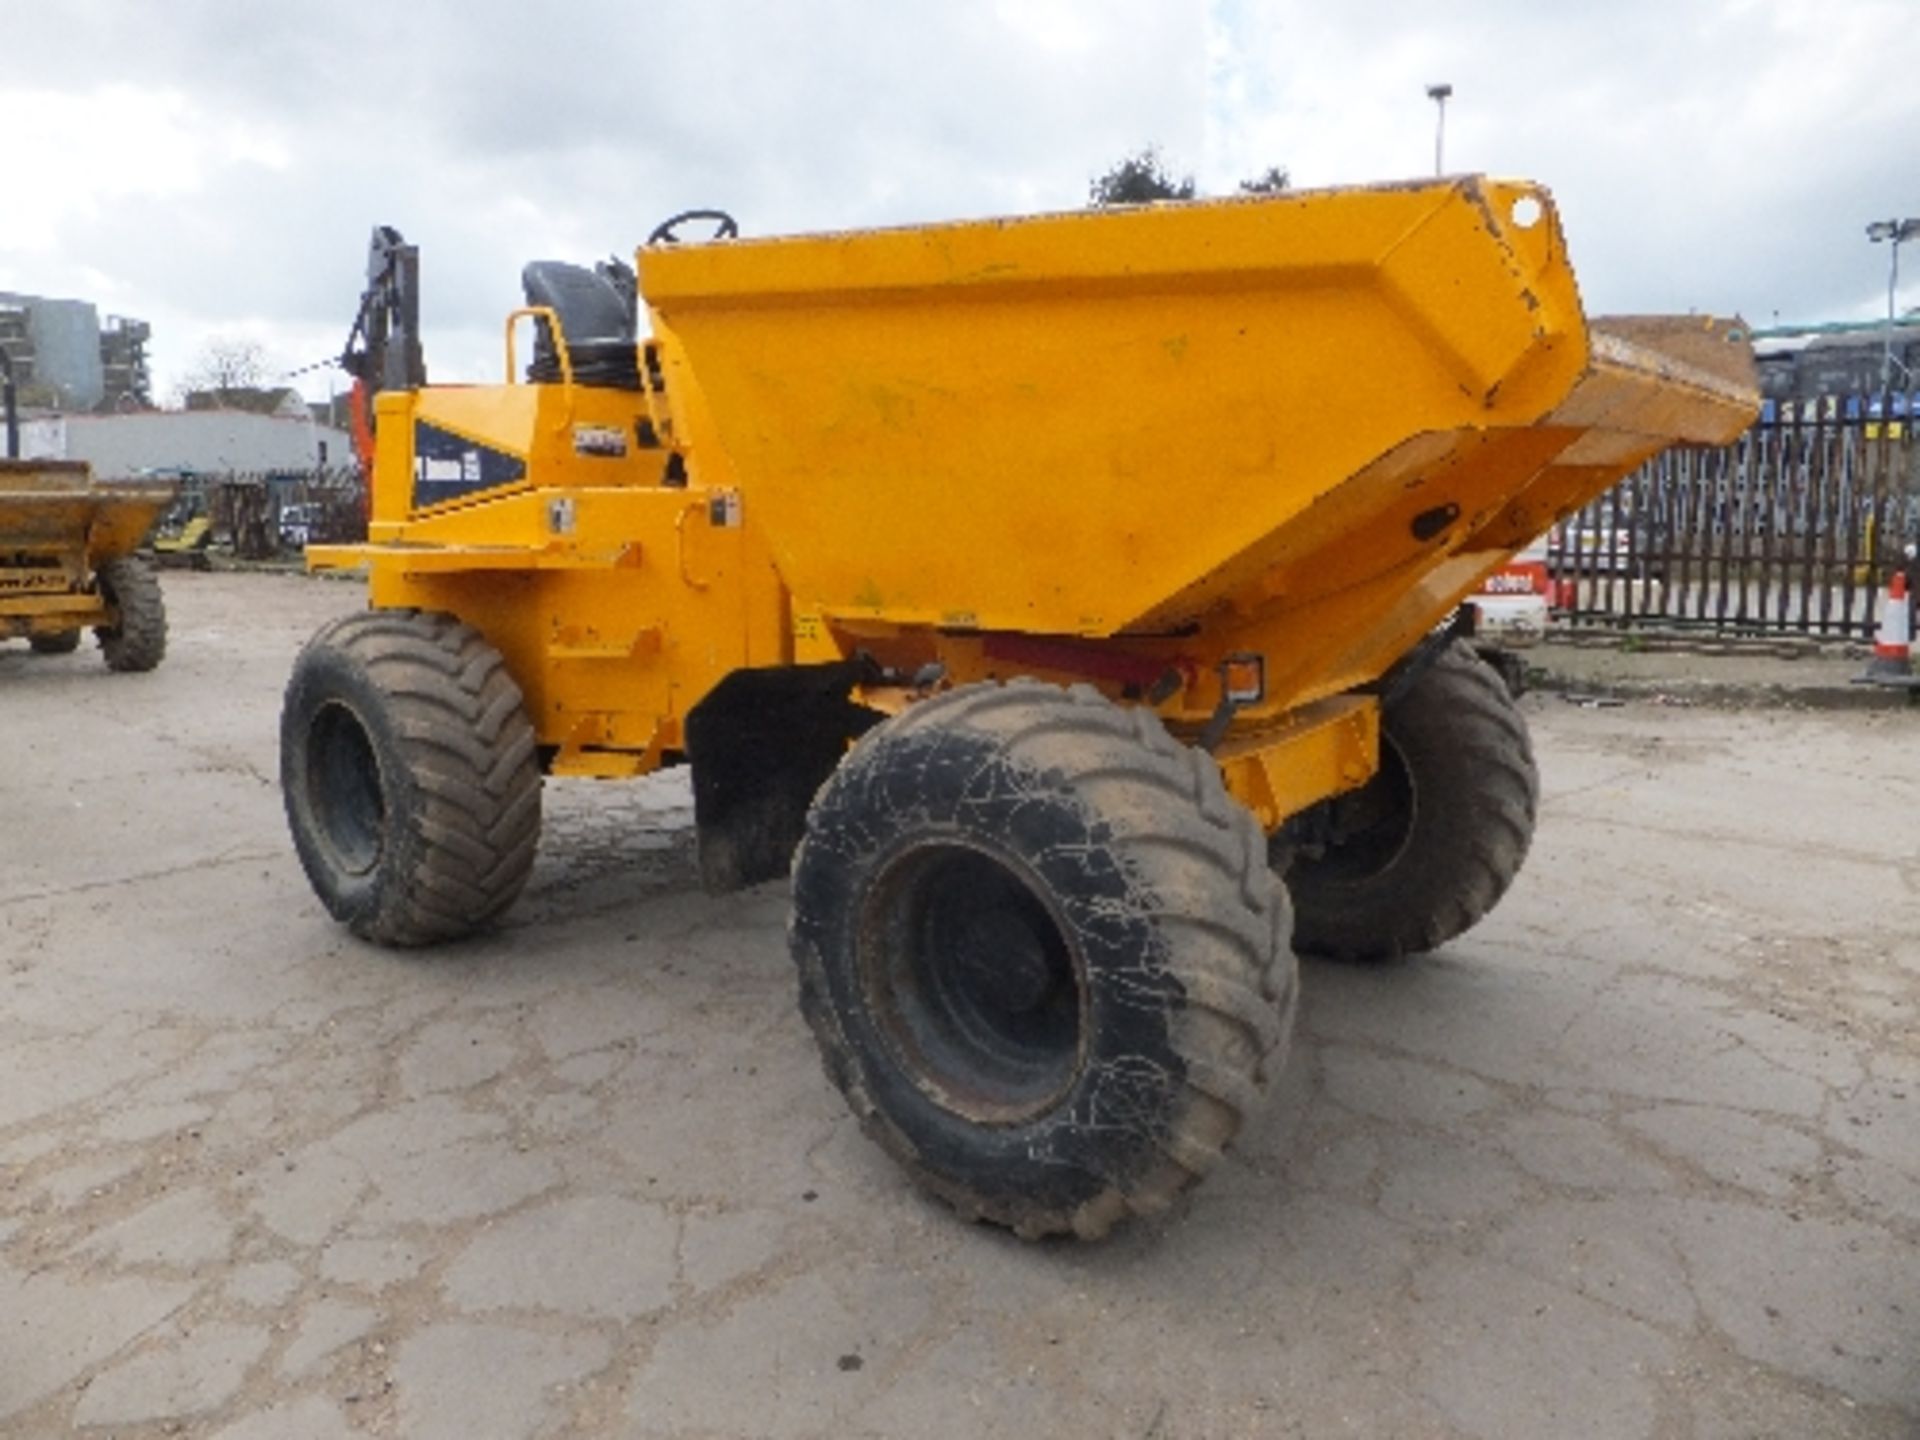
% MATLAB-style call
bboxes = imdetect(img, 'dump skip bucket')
[641,177,1755,686]
[0,461,175,563]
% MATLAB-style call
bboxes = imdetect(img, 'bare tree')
[175,338,272,408]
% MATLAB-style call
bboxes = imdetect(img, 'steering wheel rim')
[646,209,740,246]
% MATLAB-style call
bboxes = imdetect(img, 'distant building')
[1752,319,1920,405]
[309,393,357,432]
[182,385,312,419]
[0,292,151,411]
[16,409,351,478]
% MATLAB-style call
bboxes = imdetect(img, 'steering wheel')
[646,210,740,246]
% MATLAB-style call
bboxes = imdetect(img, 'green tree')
[1088,148,1196,206]
[1088,151,1291,207]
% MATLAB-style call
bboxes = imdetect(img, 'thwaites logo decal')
[411,422,527,509]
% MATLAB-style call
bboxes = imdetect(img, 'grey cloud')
[5,0,1911,399]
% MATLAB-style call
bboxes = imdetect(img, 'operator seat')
[520,260,641,390]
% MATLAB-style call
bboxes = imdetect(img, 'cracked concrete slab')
[71,1319,270,1428]
[442,1196,679,1319]
[0,571,1916,1437]
[0,1267,196,1422]
[393,1321,611,1440]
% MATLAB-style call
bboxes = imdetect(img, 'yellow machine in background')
[285,181,1756,1239]
[0,356,172,671]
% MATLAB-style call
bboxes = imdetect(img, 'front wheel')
[1278,640,1538,961]
[280,610,542,946]
[791,681,1295,1240]
[29,630,82,655]
[93,556,167,672]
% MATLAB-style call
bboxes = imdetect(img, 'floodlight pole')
[1867,218,1920,391]
[1426,83,1453,176]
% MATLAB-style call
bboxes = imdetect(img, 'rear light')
[1220,654,1265,705]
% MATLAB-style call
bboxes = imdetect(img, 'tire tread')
[1288,641,1538,961]
[795,679,1297,1240]
[283,609,540,946]
[94,556,167,672]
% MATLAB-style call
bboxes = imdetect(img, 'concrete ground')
[1529,634,1904,711]
[1,570,1916,1440]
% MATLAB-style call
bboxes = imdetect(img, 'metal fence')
[161,466,368,561]
[1547,399,1920,638]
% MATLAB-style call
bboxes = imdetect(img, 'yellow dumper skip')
[289,177,1760,1242]
[640,178,1753,710]
[0,459,174,668]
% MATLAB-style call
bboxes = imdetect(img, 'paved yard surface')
[1,570,1916,1439]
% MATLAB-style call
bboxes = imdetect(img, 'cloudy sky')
[3,0,1914,403]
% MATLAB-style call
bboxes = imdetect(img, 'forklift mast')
[339,226,424,470]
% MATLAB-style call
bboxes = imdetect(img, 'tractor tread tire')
[1287,641,1537,962]
[28,630,82,655]
[792,680,1297,1241]
[93,556,167,672]
[281,609,541,947]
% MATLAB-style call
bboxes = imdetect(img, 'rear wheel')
[93,556,167,672]
[280,610,542,946]
[791,681,1295,1240]
[28,630,82,655]
[1279,641,1538,961]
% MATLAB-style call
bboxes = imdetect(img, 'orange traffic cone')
[1860,571,1917,686]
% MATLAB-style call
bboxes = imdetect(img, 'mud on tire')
[790,681,1296,1240]
[1280,639,1538,961]
[280,610,542,946]
[93,556,167,672]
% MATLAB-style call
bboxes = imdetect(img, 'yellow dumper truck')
[283,179,1757,1238]
[0,353,171,670]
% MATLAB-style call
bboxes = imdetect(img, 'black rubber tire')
[1281,640,1538,961]
[790,681,1296,1240]
[28,630,82,655]
[280,610,542,947]
[93,556,167,672]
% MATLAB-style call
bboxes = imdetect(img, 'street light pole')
[1866,218,1920,391]
[1426,83,1453,176]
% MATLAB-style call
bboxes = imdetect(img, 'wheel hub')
[859,842,1086,1124]
[954,908,1056,1013]
[306,701,386,876]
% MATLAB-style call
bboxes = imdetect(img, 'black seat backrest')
[520,260,640,390]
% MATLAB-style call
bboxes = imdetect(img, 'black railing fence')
[156,466,368,560]
[1547,398,1920,638]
